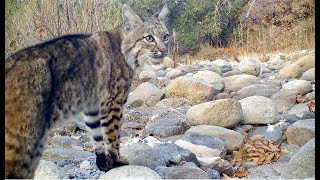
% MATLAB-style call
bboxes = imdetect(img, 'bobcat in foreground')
[5,4,169,178]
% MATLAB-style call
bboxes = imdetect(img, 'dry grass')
[5,0,122,57]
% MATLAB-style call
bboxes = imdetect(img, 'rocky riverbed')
[35,49,315,179]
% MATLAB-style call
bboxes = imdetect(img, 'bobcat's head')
[121,4,169,70]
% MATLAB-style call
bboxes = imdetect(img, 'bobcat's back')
[5,30,133,178]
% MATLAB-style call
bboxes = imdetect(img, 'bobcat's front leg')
[97,102,126,171]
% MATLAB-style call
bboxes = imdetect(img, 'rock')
[300,68,315,81]
[99,165,161,179]
[176,64,201,74]
[215,92,231,99]
[139,71,157,81]
[164,76,218,104]
[193,70,225,91]
[163,56,174,68]
[288,103,310,118]
[305,91,315,100]
[222,69,241,77]
[179,133,227,158]
[79,160,96,170]
[206,168,221,179]
[185,125,243,152]
[155,162,209,179]
[154,97,190,108]
[282,80,312,95]
[286,119,315,147]
[199,65,222,75]
[271,91,296,113]
[164,69,183,79]
[239,96,279,124]
[42,148,94,161]
[236,84,279,99]
[142,118,188,138]
[155,143,199,166]
[247,161,286,179]
[156,69,166,77]
[264,79,283,90]
[186,99,242,128]
[34,160,69,179]
[120,143,166,169]
[294,55,315,71]
[51,136,83,148]
[127,82,165,107]
[200,157,234,176]
[280,138,315,179]
[210,59,232,72]
[279,64,303,79]
[248,125,283,144]
[223,74,261,92]
[238,59,261,76]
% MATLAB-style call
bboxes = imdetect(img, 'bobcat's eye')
[163,34,169,42]
[145,35,155,42]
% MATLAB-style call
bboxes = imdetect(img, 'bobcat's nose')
[159,48,166,54]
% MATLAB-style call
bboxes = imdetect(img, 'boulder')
[238,59,261,76]
[282,80,312,95]
[99,165,161,179]
[223,74,261,92]
[294,55,315,71]
[286,119,315,147]
[279,64,303,79]
[127,82,165,107]
[239,96,279,124]
[186,99,242,128]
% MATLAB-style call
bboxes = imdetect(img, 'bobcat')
[5,4,169,178]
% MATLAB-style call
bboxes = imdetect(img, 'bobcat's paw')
[95,152,127,171]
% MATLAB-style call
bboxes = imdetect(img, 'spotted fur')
[5,4,169,178]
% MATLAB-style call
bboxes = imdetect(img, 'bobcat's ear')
[122,4,143,31]
[157,4,168,22]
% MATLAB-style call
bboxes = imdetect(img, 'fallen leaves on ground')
[225,132,286,179]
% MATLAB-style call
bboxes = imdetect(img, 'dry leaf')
[265,152,275,163]
[250,134,264,141]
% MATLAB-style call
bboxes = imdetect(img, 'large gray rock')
[186,99,242,128]
[155,143,199,166]
[142,118,188,138]
[199,65,222,75]
[271,91,296,113]
[34,160,69,179]
[222,69,241,77]
[155,162,209,179]
[294,55,315,71]
[127,82,165,107]
[51,136,83,148]
[119,143,167,170]
[236,84,279,99]
[210,59,232,72]
[248,125,283,144]
[279,64,303,79]
[300,68,315,81]
[239,96,279,124]
[164,76,218,104]
[288,103,310,118]
[282,80,312,95]
[99,165,161,179]
[223,74,261,92]
[139,71,157,81]
[42,148,94,161]
[200,157,235,176]
[180,133,227,158]
[193,70,225,91]
[286,119,315,147]
[280,138,315,179]
[238,59,261,76]
[185,125,243,152]
[164,68,183,79]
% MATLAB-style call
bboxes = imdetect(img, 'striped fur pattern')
[5,4,169,178]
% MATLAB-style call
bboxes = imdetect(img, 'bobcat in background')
[5,4,169,178]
